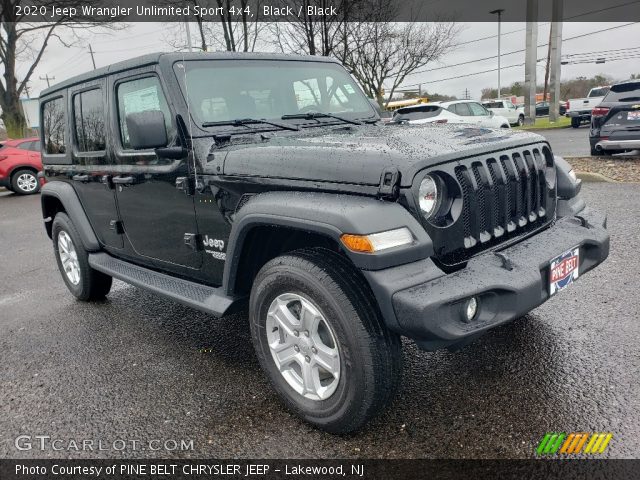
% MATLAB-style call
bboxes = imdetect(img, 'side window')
[73,89,106,152]
[42,97,66,154]
[451,103,472,116]
[469,102,489,116]
[117,76,172,150]
[17,141,32,151]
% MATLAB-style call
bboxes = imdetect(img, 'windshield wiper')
[202,118,299,131]
[281,111,362,126]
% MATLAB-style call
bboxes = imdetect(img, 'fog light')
[464,297,478,322]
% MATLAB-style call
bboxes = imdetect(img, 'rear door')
[449,103,474,124]
[69,80,123,249]
[110,69,202,271]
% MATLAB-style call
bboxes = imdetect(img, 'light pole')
[490,9,505,98]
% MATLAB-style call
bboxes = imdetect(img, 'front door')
[110,71,202,270]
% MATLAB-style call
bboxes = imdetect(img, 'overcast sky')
[21,21,640,100]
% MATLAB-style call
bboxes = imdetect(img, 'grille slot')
[437,145,553,265]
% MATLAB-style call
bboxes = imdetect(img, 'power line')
[400,22,639,87]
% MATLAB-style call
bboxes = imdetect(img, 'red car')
[0,137,43,195]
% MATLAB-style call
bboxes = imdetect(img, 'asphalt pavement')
[1,184,639,459]
[530,124,591,157]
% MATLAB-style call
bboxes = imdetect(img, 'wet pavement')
[1,183,638,459]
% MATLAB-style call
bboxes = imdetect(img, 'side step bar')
[88,252,238,317]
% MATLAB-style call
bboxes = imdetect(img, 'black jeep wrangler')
[39,53,609,433]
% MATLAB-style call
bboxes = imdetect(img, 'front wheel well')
[41,195,67,238]
[232,226,344,296]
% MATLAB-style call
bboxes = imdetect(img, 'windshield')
[174,59,375,128]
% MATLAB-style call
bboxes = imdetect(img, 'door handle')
[72,174,89,182]
[112,176,135,185]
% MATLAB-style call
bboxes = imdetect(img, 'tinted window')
[42,97,66,154]
[117,76,172,149]
[17,141,34,151]
[393,105,441,121]
[450,103,472,116]
[73,89,106,152]
[483,101,502,109]
[589,87,610,97]
[603,82,640,102]
[468,102,489,116]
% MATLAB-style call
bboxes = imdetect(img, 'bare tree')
[0,0,123,138]
[163,0,265,52]
[344,20,459,107]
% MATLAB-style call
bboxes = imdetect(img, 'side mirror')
[126,110,168,150]
[489,110,495,117]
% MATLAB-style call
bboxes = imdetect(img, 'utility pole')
[549,0,564,122]
[490,9,505,98]
[39,74,55,88]
[88,44,97,69]
[24,83,31,98]
[524,0,538,125]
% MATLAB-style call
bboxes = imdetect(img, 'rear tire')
[11,169,39,195]
[571,117,581,128]
[52,213,112,301]
[249,248,402,434]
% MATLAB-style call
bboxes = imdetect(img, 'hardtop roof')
[40,51,339,98]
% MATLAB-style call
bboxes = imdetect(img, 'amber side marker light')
[340,228,414,254]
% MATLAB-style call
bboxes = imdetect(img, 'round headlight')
[419,175,439,218]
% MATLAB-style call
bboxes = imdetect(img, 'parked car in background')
[589,79,640,156]
[0,137,42,195]
[392,100,511,128]
[482,99,525,126]
[535,101,567,117]
[566,86,610,128]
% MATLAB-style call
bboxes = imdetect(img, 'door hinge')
[109,220,124,234]
[378,166,401,199]
[184,233,202,251]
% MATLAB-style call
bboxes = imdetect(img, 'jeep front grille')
[424,143,556,266]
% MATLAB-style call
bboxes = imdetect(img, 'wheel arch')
[41,181,100,251]
[222,191,433,297]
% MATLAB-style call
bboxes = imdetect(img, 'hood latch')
[378,166,401,199]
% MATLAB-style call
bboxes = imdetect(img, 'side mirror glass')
[126,110,168,150]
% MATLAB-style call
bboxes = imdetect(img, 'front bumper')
[364,207,609,351]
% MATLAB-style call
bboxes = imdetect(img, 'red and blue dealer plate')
[549,247,580,295]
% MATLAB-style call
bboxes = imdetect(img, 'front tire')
[517,115,524,127]
[52,213,112,301]
[249,248,402,434]
[11,169,39,195]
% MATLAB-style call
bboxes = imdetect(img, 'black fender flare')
[41,182,101,251]
[222,191,433,296]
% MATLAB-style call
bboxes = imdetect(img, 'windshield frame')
[172,58,377,134]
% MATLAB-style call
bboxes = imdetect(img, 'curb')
[575,171,615,183]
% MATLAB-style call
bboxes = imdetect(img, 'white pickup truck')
[481,99,525,126]
[566,86,610,128]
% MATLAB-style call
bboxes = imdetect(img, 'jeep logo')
[203,235,224,251]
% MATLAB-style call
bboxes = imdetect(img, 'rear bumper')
[567,111,591,118]
[595,139,640,151]
[364,207,609,351]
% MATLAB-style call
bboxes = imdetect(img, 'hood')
[221,123,546,187]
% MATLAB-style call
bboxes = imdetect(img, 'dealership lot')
[1,183,639,459]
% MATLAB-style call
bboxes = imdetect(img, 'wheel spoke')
[301,360,320,396]
[313,344,340,376]
[272,343,298,369]
[270,300,299,336]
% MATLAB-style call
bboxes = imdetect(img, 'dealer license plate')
[549,247,580,296]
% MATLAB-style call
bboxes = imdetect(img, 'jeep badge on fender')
[38,52,609,434]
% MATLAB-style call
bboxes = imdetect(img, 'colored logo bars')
[536,432,613,455]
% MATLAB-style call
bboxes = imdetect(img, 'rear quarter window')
[393,105,441,121]
[42,97,67,154]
